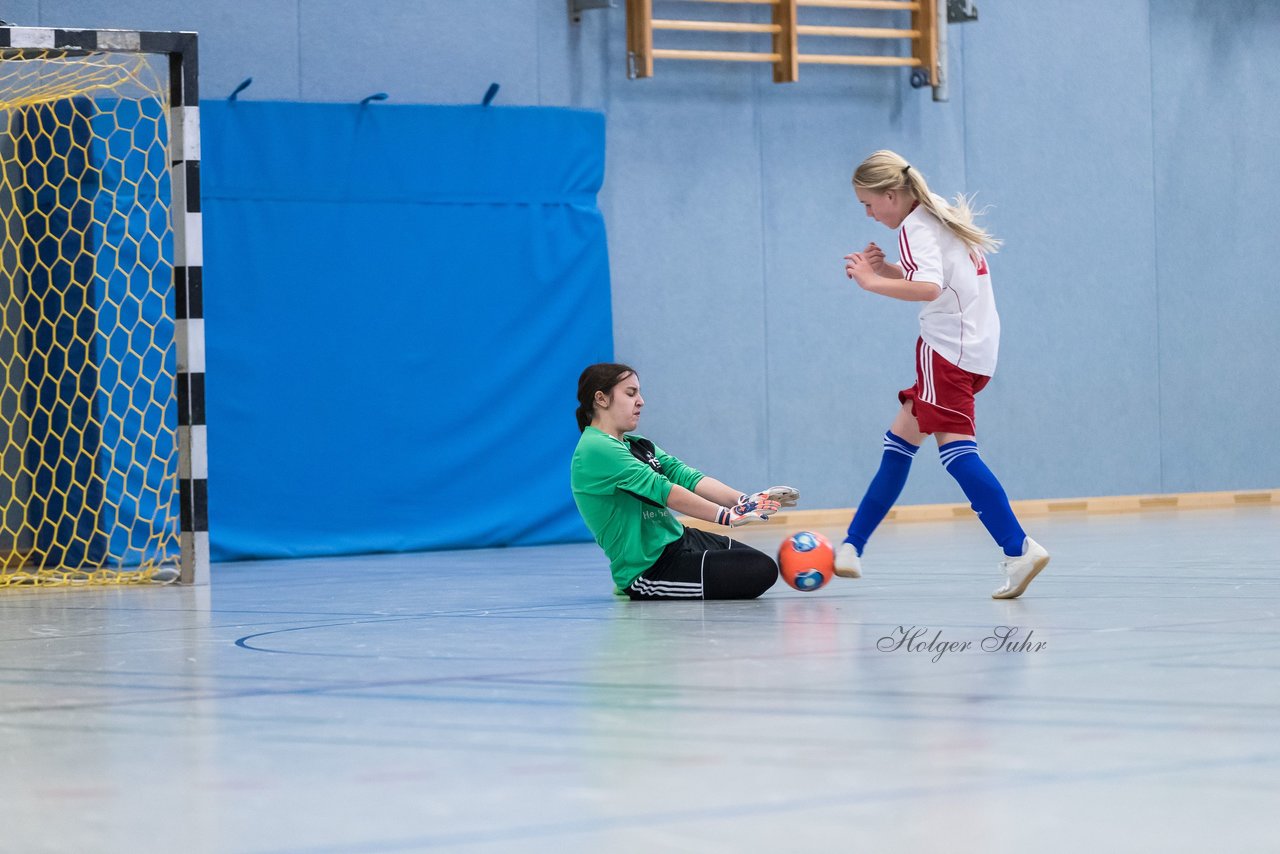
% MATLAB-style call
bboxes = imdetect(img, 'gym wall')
[17,0,1277,555]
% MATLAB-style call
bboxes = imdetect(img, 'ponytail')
[853,150,1001,255]
[574,401,594,433]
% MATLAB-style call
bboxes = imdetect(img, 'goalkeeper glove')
[738,485,799,509]
[717,496,781,528]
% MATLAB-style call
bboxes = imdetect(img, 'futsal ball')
[777,531,835,592]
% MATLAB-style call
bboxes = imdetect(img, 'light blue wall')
[12,0,1277,508]
[1150,1,1280,492]
[960,2,1164,503]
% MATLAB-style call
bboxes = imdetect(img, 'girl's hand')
[862,242,887,273]
[717,496,781,528]
[741,486,799,509]
[844,252,877,289]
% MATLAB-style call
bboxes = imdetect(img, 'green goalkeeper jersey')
[571,426,706,591]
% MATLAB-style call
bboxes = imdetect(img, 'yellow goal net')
[0,46,183,585]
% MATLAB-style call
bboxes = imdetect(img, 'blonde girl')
[838,150,1049,599]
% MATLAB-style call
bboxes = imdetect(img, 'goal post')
[0,25,207,586]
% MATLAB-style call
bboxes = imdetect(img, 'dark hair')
[576,363,637,432]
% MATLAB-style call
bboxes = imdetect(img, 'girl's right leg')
[837,402,926,577]
[626,528,777,601]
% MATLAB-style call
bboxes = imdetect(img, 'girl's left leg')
[936,432,1050,599]
[935,432,1026,557]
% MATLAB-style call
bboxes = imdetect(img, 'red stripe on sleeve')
[899,228,917,281]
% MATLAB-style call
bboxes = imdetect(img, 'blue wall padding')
[92,97,179,566]
[201,102,611,560]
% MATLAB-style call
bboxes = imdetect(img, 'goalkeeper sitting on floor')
[570,362,798,600]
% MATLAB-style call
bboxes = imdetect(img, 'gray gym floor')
[2,506,1277,853]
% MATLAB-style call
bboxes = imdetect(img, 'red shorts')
[898,338,991,435]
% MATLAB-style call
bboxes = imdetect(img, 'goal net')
[0,35,202,586]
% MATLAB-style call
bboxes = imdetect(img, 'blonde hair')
[853,149,1001,254]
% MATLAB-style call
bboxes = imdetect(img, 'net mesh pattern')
[0,49,180,586]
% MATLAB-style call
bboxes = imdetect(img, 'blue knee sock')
[846,431,919,555]
[939,440,1026,557]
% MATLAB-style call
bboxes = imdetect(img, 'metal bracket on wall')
[947,0,978,24]
[569,0,615,24]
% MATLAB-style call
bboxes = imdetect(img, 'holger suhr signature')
[877,625,1047,663]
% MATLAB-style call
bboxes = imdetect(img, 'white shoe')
[992,537,1050,599]
[150,566,180,583]
[834,542,862,579]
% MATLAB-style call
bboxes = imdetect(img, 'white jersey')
[898,197,1000,376]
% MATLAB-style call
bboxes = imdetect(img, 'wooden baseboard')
[678,488,1279,532]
